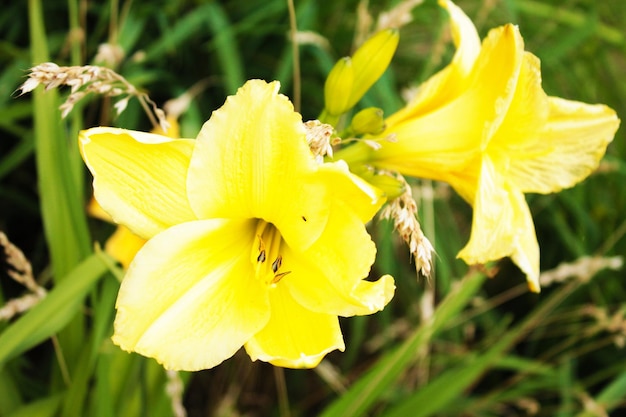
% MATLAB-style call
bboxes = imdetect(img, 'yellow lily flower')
[79,79,394,371]
[342,0,620,292]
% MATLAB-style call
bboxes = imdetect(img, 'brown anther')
[271,271,291,284]
[257,236,266,263]
[271,255,283,273]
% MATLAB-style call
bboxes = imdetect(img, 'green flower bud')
[350,107,386,135]
[366,172,406,199]
[349,163,406,199]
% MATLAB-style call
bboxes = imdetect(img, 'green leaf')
[204,2,245,95]
[7,393,63,417]
[576,371,626,417]
[61,274,119,417]
[384,279,581,417]
[28,0,92,377]
[0,254,109,370]
[320,271,487,417]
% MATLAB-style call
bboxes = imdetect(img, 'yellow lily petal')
[385,0,481,126]
[283,202,394,316]
[318,160,386,223]
[79,127,197,239]
[244,283,344,369]
[458,157,515,262]
[112,219,270,371]
[489,51,618,194]
[504,93,619,193]
[104,226,145,270]
[440,0,480,78]
[188,80,331,251]
[508,190,540,293]
[372,24,524,197]
[458,157,540,291]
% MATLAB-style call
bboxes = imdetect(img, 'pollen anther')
[271,255,282,273]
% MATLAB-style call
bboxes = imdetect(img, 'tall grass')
[1,0,624,416]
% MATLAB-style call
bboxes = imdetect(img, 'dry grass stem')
[514,398,540,415]
[163,78,211,120]
[0,232,46,320]
[314,360,347,394]
[583,305,626,348]
[293,31,331,51]
[539,256,623,287]
[0,293,46,321]
[354,0,374,48]
[18,62,169,131]
[379,175,434,277]
[165,370,187,417]
[93,43,125,68]
[376,0,425,30]
[579,391,609,417]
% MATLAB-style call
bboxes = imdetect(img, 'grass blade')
[321,271,486,417]
[0,253,109,369]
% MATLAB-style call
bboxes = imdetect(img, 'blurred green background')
[1,0,625,416]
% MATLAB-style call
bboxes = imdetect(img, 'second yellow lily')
[339,0,619,292]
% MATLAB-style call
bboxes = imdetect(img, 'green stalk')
[67,0,85,197]
[28,0,92,381]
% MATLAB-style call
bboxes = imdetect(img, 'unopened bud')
[350,164,406,199]
[350,107,386,135]
[324,57,354,116]
[367,172,406,199]
[347,29,399,110]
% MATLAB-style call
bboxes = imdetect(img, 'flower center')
[251,220,290,286]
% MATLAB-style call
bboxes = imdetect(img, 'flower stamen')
[252,220,290,285]
[257,237,267,263]
[271,271,291,284]
[271,255,283,273]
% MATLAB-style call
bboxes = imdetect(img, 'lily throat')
[252,220,290,286]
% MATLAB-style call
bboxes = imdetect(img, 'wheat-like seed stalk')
[18,62,169,131]
[304,120,340,163]
[379,174,434,277]
[0,231,46,320]
[582,304,626,348]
